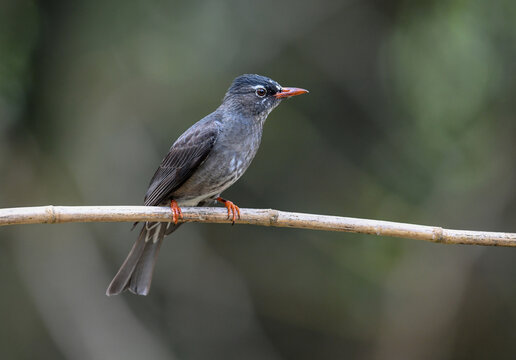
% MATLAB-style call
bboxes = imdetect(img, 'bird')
[106,74,308,296]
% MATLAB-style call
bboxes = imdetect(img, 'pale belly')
[172,146,257,206]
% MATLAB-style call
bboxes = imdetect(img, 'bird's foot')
[170,200,183,224]
[217,197,241,224]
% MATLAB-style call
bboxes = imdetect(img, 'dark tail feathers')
[106,222,179,296]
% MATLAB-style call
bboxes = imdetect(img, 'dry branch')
[0,205,515,247]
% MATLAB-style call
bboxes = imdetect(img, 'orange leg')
[217,197,241,224]
[170,200,183,224]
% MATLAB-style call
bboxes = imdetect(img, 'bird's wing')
[143,117,220,206]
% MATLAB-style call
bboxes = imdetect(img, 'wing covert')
[143,118,219,206]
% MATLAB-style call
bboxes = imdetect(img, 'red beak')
[274,87,309,98]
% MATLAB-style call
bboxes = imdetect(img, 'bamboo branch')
[0,205,515,247]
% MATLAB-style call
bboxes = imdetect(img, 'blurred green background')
[2,0,516,359]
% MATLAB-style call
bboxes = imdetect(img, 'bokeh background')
[2,0,516,359]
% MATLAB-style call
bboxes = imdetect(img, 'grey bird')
[106,74,308,296]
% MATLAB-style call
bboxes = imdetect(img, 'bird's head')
[222,74,308,118]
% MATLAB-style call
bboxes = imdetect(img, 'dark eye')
[255,87,266,97]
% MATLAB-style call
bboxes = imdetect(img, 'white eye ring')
[255,86,266,97]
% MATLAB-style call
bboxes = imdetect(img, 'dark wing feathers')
[143,117,219,206]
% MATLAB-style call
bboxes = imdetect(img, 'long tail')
[106,222,180,296]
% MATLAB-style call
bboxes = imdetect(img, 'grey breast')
[173,116,264,204]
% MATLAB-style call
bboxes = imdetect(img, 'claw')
[170,200,183,224]
[217,197,241,224]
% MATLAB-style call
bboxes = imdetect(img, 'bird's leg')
[170,200,183,224]
[216,197,241,224]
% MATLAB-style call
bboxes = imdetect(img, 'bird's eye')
[255,87,266,97]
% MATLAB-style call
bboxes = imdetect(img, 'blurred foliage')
[2,0,516,359]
